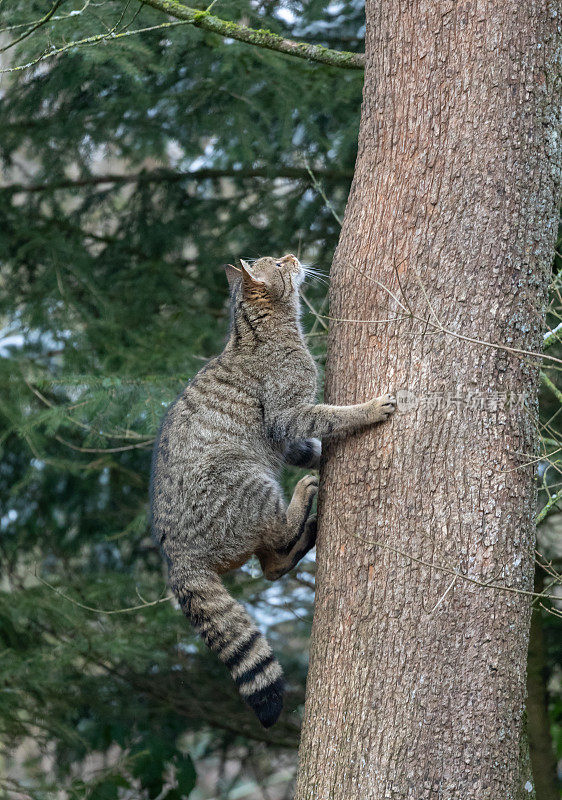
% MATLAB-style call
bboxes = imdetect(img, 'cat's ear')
[224,264,241,289]
[239,260,266,294]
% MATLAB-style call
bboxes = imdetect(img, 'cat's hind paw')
[295,473,319,500]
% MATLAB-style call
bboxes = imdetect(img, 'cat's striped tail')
[171,570,284,728]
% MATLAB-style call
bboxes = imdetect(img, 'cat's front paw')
[369,393,396,423]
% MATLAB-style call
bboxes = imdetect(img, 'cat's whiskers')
[304,278,329,289]
[303,265,330,280]
[303,267,330,288]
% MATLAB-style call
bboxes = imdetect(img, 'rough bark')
[295,1,561,799]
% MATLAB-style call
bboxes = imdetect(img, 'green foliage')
[0,0,361,795]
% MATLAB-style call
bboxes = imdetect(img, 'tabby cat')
[150,254,395,727]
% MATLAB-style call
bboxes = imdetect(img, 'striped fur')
[150,254,395,727]
[173,571,284,727]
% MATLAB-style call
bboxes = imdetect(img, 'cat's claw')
[371,393,396,422]
[297,474,319,493]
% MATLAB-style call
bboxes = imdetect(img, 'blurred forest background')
[0,1,561,797]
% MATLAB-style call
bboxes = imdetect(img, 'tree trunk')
[294,2,561,798]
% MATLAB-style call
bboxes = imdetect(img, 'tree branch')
[0,0,64,54]
[543,320,562,350]
[139,0,365,69]
[1,165,353,194]
[535,491,559,525]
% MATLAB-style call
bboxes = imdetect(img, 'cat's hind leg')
[261,514,317,581]
[257,474,318,581]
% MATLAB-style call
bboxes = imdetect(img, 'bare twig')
[54,434,154,453]
[0,0,364,72]
[342,523,560,603]
[300,291,328,330]
[0,0,64,53]
[0,18,192,74]
[304,162,343,225]
[326,267,562,369]
[35,570,173,615]
[427,575,458,614]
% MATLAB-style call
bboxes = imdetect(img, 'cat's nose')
[280,254,300,267]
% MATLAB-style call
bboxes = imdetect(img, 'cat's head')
[225,255,304,303]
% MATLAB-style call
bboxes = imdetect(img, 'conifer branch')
[0,18,192,74]
[139,0,365,69]
[1,165,353,193]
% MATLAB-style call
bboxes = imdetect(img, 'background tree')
[0,1,561,798]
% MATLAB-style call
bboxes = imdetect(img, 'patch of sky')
[92,542,123,568]
[274,7,297,25]
[178,642,199,655]
[1,509,18,531]
[0,332,25,356]
[292,124,306,147]
[0,322,72,358]
[252,580,312,630]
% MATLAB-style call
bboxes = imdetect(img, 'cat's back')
[152,353,263,484]
[155,351,264,465]
[150,351,268,538]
